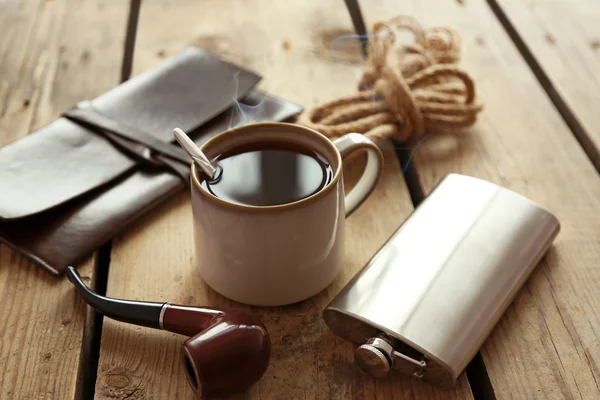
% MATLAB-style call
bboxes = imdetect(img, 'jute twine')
[297,16,483,143]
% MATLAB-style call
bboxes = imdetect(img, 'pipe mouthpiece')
[66,266,86,292]
[65,265,163,330]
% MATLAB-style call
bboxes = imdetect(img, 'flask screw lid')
[355,336,428,380]
[355,344,390,378]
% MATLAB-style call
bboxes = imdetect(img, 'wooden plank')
[0,0,129,398]
[95,1,473,399]
[360,1,600,399]
[493,0,600,171]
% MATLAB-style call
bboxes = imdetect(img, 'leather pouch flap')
[0,47,260,220]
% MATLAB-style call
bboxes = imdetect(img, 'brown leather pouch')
[0,47,302,275]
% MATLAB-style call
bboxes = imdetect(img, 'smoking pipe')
[66,266,270,399]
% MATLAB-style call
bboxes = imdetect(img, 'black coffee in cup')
[200,141,334,206]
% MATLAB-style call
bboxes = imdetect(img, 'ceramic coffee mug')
[190,122,383,306]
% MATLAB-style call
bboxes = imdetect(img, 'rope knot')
[298,15,483,143]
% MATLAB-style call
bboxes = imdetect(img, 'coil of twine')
[297,16,483,143]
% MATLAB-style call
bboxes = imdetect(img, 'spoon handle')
[173,128,216,178]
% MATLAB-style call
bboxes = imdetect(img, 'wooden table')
[1,0,599,399]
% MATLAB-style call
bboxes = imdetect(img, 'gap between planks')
[121,0,142,83]
[346,2,493,398]
[486,0,600,173]
[73,1,142,398]
[75,243,112,400]
[341,1,425,207]
[396,142,495,400]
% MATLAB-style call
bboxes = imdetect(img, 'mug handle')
[333,133,384,217]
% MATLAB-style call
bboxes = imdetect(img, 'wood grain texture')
[0,0,128,398]
[95,1,472,399]
[494,0,600,171]
[361,1,600,399]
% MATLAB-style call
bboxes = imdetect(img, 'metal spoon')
[173,127,217,179]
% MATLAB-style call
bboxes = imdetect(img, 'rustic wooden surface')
[2,0,600,399]
[0,0,128,399]
[494,0,600,171]
[94,1,474,399]
[362,0,600,399]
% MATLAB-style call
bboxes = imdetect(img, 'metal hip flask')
[324,174,560,389]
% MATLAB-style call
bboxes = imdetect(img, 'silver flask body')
[324,174,560,389]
